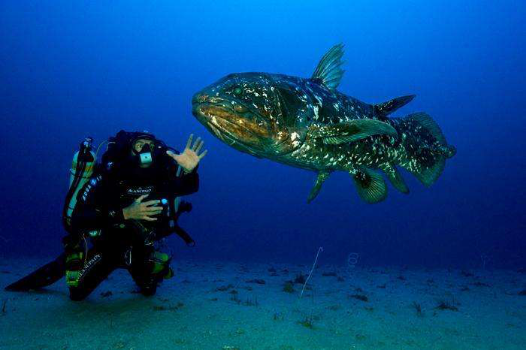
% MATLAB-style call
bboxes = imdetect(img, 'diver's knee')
[69,288,88,301]
[140,285,157,297]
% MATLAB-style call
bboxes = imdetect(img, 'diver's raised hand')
[122,195,162,222]
[167,134,207,173]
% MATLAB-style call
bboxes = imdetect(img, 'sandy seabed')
[0,257,525,350]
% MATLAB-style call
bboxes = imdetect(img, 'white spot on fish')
[313,105,319,120]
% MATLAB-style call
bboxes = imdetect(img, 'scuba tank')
[62,137,96,232]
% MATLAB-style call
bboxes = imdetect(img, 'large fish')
[192,44,456,203]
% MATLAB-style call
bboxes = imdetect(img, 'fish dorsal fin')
[374,95,416,116]
[311,44,345,90]
[308,119,398,145]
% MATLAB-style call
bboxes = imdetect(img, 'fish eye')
[233,87,242,95]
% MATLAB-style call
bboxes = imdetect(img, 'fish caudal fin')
[351,167,388,203]
[397,113,456,187]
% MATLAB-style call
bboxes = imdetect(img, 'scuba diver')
[5,131,207,300]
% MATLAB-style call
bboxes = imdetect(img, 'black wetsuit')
[66,156,198,300]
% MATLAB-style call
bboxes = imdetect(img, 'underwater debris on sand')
[327,304,342,311]
[322,271,337,277]
[246,279,266,285]
[293,273,306,285]
[1,299,6,316]
[435,298,459,312]
[282,281,295,293]
[100,291,113,298]
[229,290,241,304]
[412,301,424,317]
[272,312,285,321]
[153,302,184,311]
[298,315,317,329]
[349,293,369,302]
[215,284,234,292]
[243,296,259,306]
[461,270,474,277]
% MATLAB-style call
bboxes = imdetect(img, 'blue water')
[0,1,525,348]
[1,0,524,269]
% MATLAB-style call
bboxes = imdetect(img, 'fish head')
[192,73,304,157]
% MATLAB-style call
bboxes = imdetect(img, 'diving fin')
[5,253,66,292]
[307,171,330,203]
[351,167,388,203]
[311,44,345,90]
[374,95,415,117]
[309,119,398,145]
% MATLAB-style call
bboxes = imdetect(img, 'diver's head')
[103,130,169,172]
[131,136,157,168]
[192,73,298,157]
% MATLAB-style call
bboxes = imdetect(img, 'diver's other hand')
[122,195,162,222]
[167,134,207,173]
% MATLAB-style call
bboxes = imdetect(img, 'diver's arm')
[70,176,125,231]
[166,134,207,174]
[163,135,206,196]
[122,195,162,221]
[166,167,200,196]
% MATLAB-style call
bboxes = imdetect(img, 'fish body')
[192,44,456,203]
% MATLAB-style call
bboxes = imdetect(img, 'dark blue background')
[1,0,524,269]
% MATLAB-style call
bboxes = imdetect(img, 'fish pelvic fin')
[397,113,456,187]
[308,119,398,145]
[374,95,416,117]
[351,167,388,203]
[380,164,409,194]
[311,44,345,90]
[307,171,331,203]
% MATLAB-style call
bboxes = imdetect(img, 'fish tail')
[396,113,456,186]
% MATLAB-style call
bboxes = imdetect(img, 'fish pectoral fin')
[374,95,416,117]
[311,44,345,90]
[307,171,331,203]
[309,119,398,145]
[351,167,387,203]
[380,164,409,194]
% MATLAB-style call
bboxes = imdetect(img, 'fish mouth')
[192,98,265,151]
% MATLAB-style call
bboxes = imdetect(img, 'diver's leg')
[128,248,172,297]
[68,252,116,301]
[5,253,66,291]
